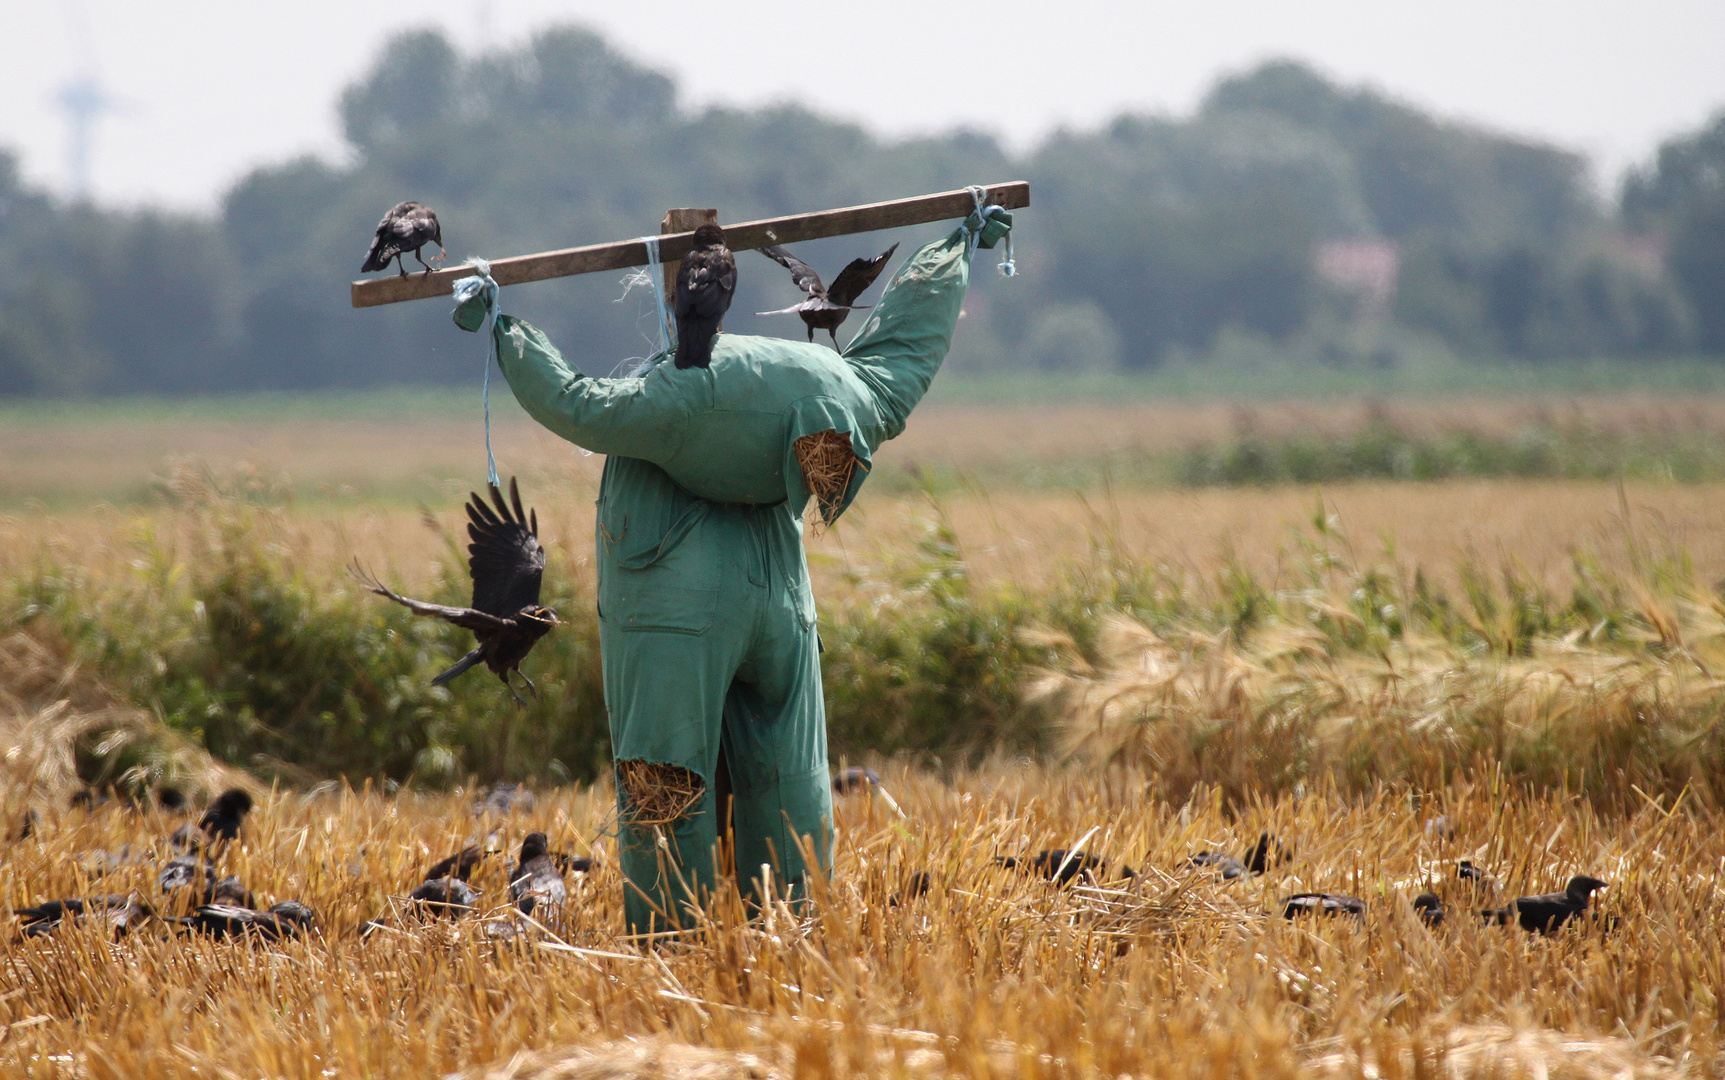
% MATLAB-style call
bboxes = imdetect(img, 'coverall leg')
[595,454,832,935]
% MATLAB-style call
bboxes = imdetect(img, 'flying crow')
[757,243,897,348]
[509,831,568,916]
[361,200,444,277]
[673,223,735,369]
[351,478,558,705]
[1483,875,1608,933]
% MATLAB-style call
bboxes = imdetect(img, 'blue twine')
[452,258,502,486]
[642,235,676,359]
[964,185,1016,278]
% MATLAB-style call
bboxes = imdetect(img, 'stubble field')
[4,393,1725,1077]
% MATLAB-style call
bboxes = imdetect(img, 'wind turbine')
[55,0,120,201]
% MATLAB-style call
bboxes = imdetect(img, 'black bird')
[1188,832,1279,880]
[360,200,444,278]
[890,870,934,907]
[408,877,480,916]
[509,832,568,916]
[1282,893,1366,919]
[178,901,316,942]
[996,849,1134,885]
[831,766,881,795]
[673,223,735,369]
[158,854,217,898]
[210,875,256,909]
[170,788,254,854]
[351,478,558,705]
[16,894,151,937]
[158,788,187,813]
[757,243,897,348]
[425,845,488,883]
[1457,860,1502,899]
[1413,893,1446,927]
[1483,875,1608,934]
[473,782,536,817]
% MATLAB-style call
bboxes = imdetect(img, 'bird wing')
[824,244,898,307]
[361,202,415,271]
[465,478,546,617]
[675,248,737,320]
[758,245,826,299]
[348,561,510,633]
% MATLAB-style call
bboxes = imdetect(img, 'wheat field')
[6,398,1725,1077]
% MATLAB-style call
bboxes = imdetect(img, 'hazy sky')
[4,0,1722,210]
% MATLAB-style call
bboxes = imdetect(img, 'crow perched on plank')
[673,223,735,369]
[757,243,898,349]
[509,832,567,916]
[351,478,558,705]
[361,200,444,277]
[1483,875,1608,933]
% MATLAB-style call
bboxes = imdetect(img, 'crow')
[1188,832,1279,880]
[157,788,187,813]
[509,831,567,916]
[158,855,217,898]
[1456,859,1502,899]
[996,849,1134,885]
[1282,893,1365,919]
[757,243,897,348]
[178,900,316,941]
[408,877,479,915]
[1483,875,1608,933]
[473,782,536,817]
[361,200,444,278]
[351,478,558,706]
[831,766,881,795]
[170,788,254,855]
[673,223,735,369]
[890,870,934,907]
[425,845,487,883]
[16,894,151,937]
[1413,893,1446,927]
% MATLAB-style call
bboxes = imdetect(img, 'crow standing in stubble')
[673,223,735,369]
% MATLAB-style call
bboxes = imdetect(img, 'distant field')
[13,382,1725,507]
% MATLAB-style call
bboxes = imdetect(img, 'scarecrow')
[491,208,1011,933]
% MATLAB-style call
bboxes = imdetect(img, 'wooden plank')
[351,181,1029,308]
[660,208,718,301]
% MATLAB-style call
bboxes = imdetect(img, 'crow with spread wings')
[757,243,898,348]
[351,478,558,705]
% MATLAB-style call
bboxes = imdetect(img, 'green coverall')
[492,220,992,932]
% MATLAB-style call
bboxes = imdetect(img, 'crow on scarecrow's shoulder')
[673,224,735,369]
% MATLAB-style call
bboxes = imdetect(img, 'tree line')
[0,26,1721,396]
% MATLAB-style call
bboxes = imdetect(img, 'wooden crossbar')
[350,181,1029,309]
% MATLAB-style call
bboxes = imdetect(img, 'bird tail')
[674,317,718,369]
[432,648,484,688]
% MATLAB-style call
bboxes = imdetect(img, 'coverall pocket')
[615,583,718,635]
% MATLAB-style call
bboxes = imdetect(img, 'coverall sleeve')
[841,228,973,441]
[491,315,690,462]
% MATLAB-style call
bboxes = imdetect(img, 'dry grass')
[2,766,1721,1077]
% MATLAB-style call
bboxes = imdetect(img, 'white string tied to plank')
[964,184,1016,277]
[615,235,678,377]
[451,257,502,486]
